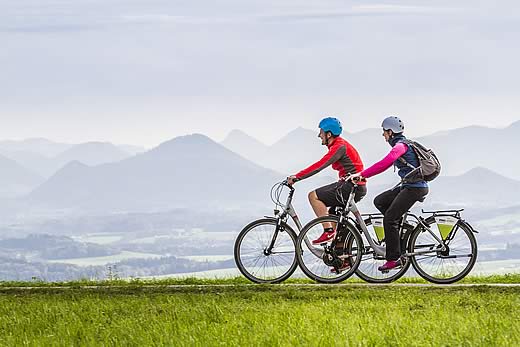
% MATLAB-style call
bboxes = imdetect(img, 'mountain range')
[358,167,520,212]
[221,126,399,189]
[0,154,43,198]
[27,134,280,212]
[222,127,387,177]
[415,121,520,178]
[17,136,520,215]
[0,140,147,198]
[1,121,520,214]
[221,121,520,181]
[428,167,520,208]
[0,138,72,157]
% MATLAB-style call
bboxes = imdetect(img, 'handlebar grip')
[351,176,366,183]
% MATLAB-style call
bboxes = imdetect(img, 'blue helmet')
[319,117,342,136]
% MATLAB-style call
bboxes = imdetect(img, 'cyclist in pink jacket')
[350,116,429,272]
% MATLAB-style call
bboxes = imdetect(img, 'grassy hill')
[0,276,519,346]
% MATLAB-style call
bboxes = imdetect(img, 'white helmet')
[382,116,404,133]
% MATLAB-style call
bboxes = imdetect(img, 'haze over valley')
[0,121,519,280]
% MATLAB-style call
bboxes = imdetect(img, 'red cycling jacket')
[295,136,365,182]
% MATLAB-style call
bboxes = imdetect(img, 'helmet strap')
[321,132,332,146]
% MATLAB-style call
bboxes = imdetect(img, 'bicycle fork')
[264,217,284,256]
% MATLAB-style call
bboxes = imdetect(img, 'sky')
[1,0,519,147]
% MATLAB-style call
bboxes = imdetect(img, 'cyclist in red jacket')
[287,117,366,244]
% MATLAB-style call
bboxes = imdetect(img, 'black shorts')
[315,181,367,208]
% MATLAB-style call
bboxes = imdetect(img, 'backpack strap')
[398,156,416,169]
[396,139,417,169]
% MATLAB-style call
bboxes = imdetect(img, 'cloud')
[0,2,461,33]
[118,14,245,25]
[352,4,455,13]
[255,4,459,22]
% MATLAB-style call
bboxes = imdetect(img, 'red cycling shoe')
[312,230,336,244]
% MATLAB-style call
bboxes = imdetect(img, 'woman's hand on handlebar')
[349,172,365,183]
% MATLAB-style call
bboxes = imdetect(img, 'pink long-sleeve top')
[361,142,408,178]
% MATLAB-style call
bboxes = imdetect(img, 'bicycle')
[297,178,479,284]
[352,209,478,284]
[295,178,365,283]
[234,180,325,283]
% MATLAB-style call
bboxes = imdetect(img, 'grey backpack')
[398,140,441,183]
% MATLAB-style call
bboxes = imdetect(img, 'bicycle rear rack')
[422,208,464,214]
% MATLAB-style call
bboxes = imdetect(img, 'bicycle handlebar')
[340,174,366,185]
[281,179,295,191]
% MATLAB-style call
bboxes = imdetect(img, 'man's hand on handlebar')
[287,175,298,186]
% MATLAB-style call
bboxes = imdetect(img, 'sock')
[324,227,334,233]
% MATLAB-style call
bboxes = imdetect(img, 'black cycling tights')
[374,186,429,261]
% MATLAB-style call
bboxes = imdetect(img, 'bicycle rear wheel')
[234,218,298,283]
[409,222,477,284]
[296,216,362,283]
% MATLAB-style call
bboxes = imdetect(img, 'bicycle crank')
[322,250,343,269]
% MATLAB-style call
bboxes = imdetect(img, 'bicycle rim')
[297,216,362,283]
[410,223,477,284]
[234,219,298,283]
[353,235,411,283]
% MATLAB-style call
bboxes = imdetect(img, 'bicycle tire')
[409,221,477,284]
[234,218,298,284]
[296,215,363,283]
[348,231,411,283]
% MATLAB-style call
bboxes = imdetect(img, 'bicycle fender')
[458,219,478,233]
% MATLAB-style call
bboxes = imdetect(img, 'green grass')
[1,273,519,288]
[0,281,519,346]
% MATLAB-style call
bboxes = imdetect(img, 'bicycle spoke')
[235,220,297,283]
[297,216,363,283]
[411,223,477,283]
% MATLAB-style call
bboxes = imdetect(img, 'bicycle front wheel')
[352,235,411,283]
[297,216,363,283]
[409,222,477,284]
[234,218,298,284]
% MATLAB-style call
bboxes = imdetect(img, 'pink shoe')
[312,230,336,244]
[378,260,402,272]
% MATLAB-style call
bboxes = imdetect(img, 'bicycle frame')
[266,184,324,258]
[338,183,387,257]
[401,210,476,259]
[340,183,458,259]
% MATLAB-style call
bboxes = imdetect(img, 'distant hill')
[221,130,269,162]
[0,234,114,260]
[416,121,520,179]
[27,134,281,211]
[358,167,520,212]
[221,127,392,184]
[117,145,147,155]
[222,121,520,182]
[221,127,326,175]
[0,138,72,157]
[265,127,327,175]
[426,167,520,208]
[53,142,130,167]
[0,139,137,178]
[0,154,44,198]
